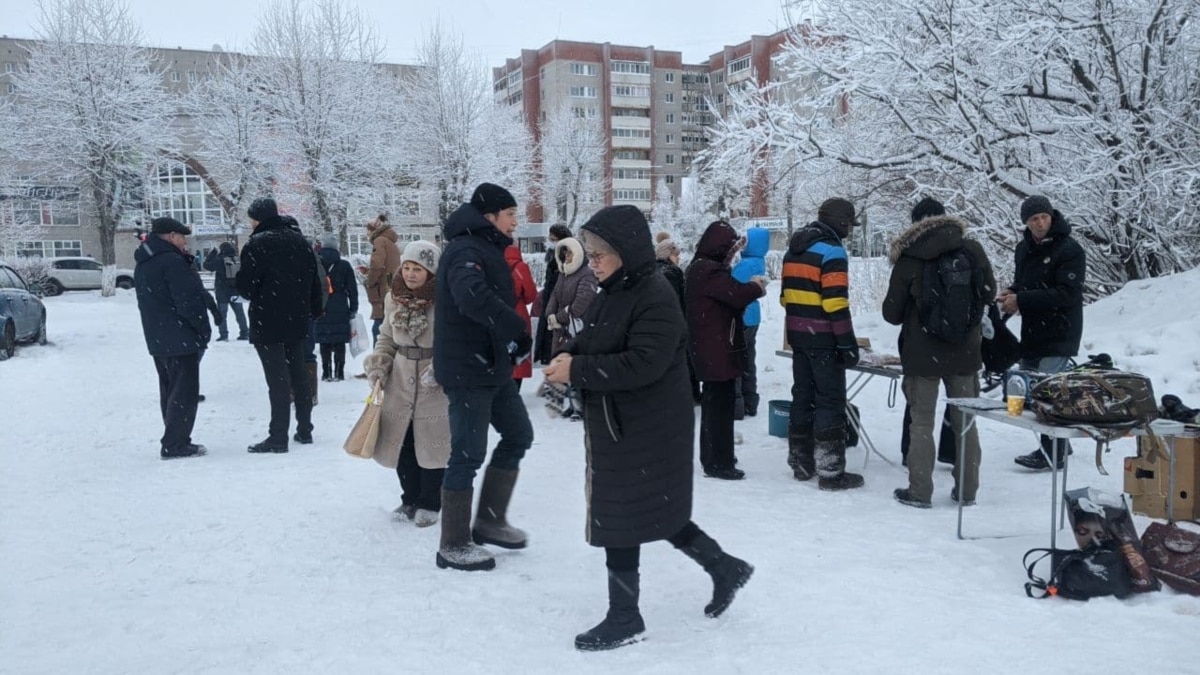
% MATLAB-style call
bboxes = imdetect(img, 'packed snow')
[2,267,1199,674]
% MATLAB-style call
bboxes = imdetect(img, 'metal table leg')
[1168,435,1177,524]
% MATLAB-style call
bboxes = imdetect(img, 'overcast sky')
[0,0,800,68]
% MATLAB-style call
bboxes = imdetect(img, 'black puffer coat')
[202,242,240,303]
[433,204,527,388]
[235,216,325,344]
[685,222,764,382]
[568,205,694,548]
[1008,211,1086,358]
[313,247,359,344]
[656,258,686,312]
[134,236,212,357]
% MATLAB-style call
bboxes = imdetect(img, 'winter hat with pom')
[910,197,946,223]
[401,240,441,275]
[1020,195,1053,224]
[655,233,680,261]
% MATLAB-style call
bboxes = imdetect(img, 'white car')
[42,257,136,296]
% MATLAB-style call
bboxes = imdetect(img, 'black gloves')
[836,346,860,369]
[509,333,533,362]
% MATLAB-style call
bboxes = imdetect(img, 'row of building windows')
[612,107,650,118]
[613,84,650,98]
[613,150,650,161]
[613,168,651,180]
[570,63,597,76]
[572,106,598,119]
[9,240,83,258]
[613,189,651,201]
[729,56,752,74]
[611,61,650,75]
[612,127,652,139]
[2,199,80,227]
[569,85,597,98]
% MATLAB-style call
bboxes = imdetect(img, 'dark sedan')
[0,263,48,360]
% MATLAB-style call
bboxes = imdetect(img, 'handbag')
[349,313,368,357]
[343,382,383,458]
[1140,522,1200,596]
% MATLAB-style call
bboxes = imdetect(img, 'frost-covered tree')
[711,0,1200,295]
[539,104,606,227]
[399,27,535,223]
[12,0,178,295]
[251,0,398,238]
[650,175,679,236]
[185,54,278,239]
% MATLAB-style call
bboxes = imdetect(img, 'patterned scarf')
[390,276,436,338]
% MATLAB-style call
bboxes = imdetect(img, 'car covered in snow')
[0,263,48,360]
[42,256,135,296]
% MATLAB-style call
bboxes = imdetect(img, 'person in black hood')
[314,234,358,381]
[203,241,249,341]
[235,198,326,454]
[534,224,572,365]
[544,205,754,652]
[998,195,1086,471]
[134,217,212,460]
[432,182,534,573]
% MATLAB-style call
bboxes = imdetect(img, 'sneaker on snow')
[704,467,746,481]
[1013,448,1069,471]
[393,504,417,522]
[161,444,207,460]
[248,439,288,454]
[292,431,313,445]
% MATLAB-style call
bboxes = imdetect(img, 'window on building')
[612,107,650,118]
[665,92,674,103]
[611,61,650,75]
[11,240,83,258]
[4,63,14,73]
[715,72,725,84]
[665,72,674,83]
[665,175,675,185]
[570,62,597,76]
[613,189,652,201]
[539,66,545,81]
[612,127,652,139]
[716,94,725,104]
[147,162,224,227]
[666,113,675,124]
[4,194,80,227]
[171,71,180,82]
[729,56,751,75]
[345,232,371,257]
[665,133,674,144]
[569,85,597,98]
[613,150,651,161]
[572,106,598,119]
[612,84,650,98]
[613,168,651,180]
[666,154,675,165]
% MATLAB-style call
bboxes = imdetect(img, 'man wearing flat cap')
[134,217,212,460]
[432,182,534,572]
[998,195,1086,471]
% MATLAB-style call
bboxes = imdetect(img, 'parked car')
[42,257,135,296]
[0,263,48,360]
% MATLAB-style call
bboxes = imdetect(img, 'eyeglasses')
[586,251,609,263]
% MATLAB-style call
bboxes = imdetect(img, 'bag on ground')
[1140,522,1200,596]
[349,313,367,357]
[1064,487,1159,593]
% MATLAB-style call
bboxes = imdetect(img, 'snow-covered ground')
[3,268,1199,674]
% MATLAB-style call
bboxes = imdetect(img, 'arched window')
[147,162,224,228]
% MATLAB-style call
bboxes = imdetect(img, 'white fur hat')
[401,240,441,274]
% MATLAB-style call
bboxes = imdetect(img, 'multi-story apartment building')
[495,28,795,223]
[0,37,428,269]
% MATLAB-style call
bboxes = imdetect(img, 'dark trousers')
[700,380,737,472]
[1022,356,1073,458]
[443,381,534,491]
[790,348,847,436]
[513,378,523,392]
[605,521,702,570]
[319,343,346,378]
[216,299,248,339]
[734,325,760,419]
[154,354,201,452]
[371,318,382,346]
[254,340,313,444]
[396,423,445,511]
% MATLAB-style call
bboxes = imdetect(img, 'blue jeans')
[371,319,382,346]
[1022,355,1073,457]
[443,381,534,491]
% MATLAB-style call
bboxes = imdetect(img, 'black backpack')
[920,247,985,344]
[1024,545,1135,601]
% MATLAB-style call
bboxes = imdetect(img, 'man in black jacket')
[236,198,326,454]
[203,241,249,341]
[433,183,534,572]
[997,195,1086,470]
[134,217,212,460]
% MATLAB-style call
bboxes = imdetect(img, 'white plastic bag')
[349,313,367,357]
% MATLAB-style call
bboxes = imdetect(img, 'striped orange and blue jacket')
[780,221,856,350]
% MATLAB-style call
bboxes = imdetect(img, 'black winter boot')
[677,530,754,618]
[787,429,816,481]
[815,425,864,491]
[436,488,495,571]
[575,568,645,651]
[472,467,528,549]
[321,360,333,382]
[305,362,319,407]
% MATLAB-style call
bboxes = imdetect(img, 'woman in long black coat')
[543,205,754,652]
[534,224,573,365]
[313,236,359,381]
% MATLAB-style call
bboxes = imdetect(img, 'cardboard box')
[1124,436,1200,521]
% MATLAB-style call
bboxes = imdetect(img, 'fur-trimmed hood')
[555,237,585,276]
[888,215,968,264]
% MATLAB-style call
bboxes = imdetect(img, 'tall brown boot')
[472,467,528,549]
[436,488,495,571]
[305,362,319,407]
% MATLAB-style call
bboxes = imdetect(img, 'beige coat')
[366,225,402,320]
[362,294,451,469]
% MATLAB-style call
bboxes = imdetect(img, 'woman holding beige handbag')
[363,241,451,527]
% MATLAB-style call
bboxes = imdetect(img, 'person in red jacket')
[505,245,538,391]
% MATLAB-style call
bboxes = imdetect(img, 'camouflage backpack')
[1028,369,1158,428]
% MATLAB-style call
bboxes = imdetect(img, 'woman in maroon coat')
[504,245,537,389]
[685,221,767,480]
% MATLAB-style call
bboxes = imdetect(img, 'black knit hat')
[1020,195,1052,223]
[150,216,191,236]
[470,183,517,215]
[911,197,946,223]
[247,197,278,222]
[817,198,857,236]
